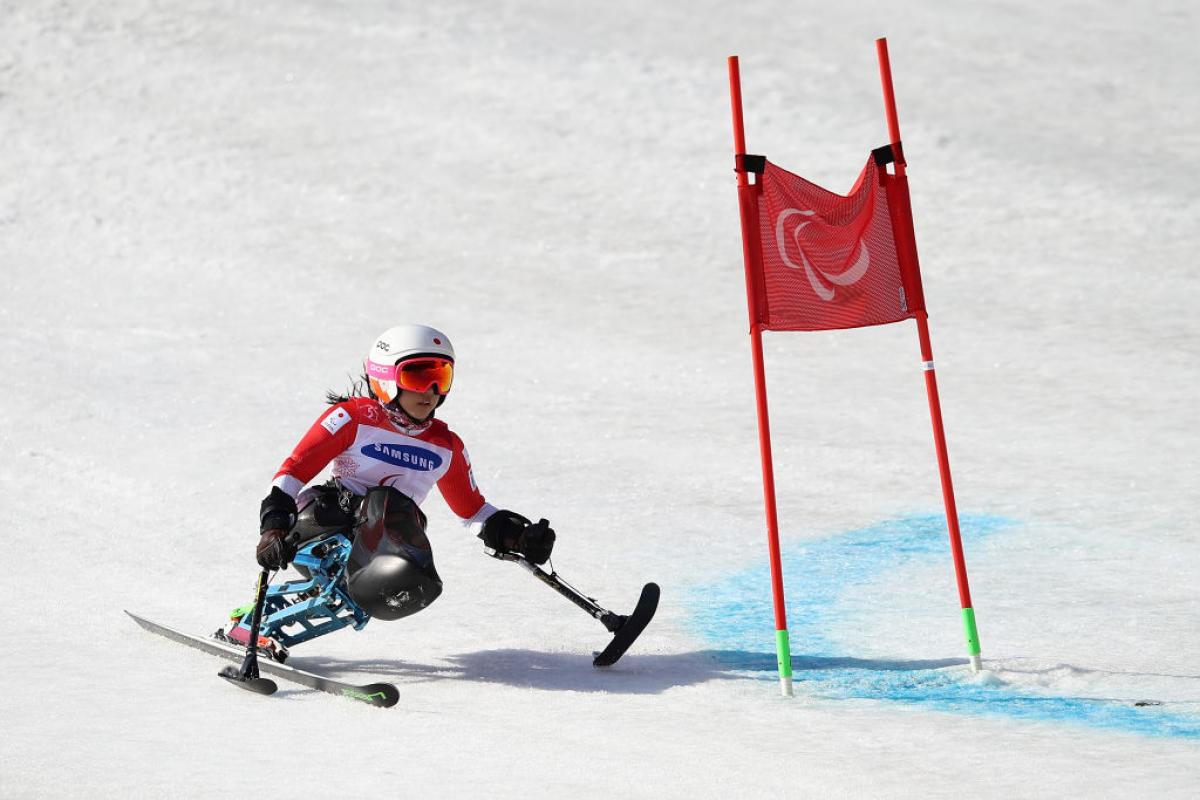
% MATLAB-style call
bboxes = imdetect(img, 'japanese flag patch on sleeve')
[320,407,352,435]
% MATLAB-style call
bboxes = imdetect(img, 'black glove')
[260,486,298,533]
[480,510,556,565]
[257,487,299,569]
[256,528,296,570]
[518,518,556,565]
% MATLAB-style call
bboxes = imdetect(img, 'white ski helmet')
[365,324,456,406]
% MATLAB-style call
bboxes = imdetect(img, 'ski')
[593,582,659,667]
[125,611,399,708]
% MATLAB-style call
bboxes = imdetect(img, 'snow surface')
[2,0,1199,796]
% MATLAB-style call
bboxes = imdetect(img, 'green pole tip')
[775,629,793,679]
[961,607,981,656]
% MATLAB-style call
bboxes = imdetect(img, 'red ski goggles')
[396,357,454,394]
[367,356,454,403]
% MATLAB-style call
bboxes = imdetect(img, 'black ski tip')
[218,665,278,696]
[339,682,400,708]
[593,582,660,668]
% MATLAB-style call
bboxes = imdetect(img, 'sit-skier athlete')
[227,324,555,656]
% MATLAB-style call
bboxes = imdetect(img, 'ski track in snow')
[688,515,1200,740]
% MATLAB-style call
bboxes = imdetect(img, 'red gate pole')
[875,38,982,671]
[728,55,794,696]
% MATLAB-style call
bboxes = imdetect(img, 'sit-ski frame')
[230,533,370,648]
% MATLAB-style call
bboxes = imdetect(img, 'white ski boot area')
[2,1,1198,796]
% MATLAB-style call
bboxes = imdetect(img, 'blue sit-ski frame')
[231,533,370,647]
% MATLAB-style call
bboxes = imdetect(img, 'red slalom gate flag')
[746,151,927,331]
[728,47,985,697]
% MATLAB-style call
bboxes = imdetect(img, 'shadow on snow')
[285,648,968,695]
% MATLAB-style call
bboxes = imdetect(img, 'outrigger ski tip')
[217,665,277,695]
[488,551,659,667]
[593,582,659,668]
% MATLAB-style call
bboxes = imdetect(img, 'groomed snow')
[2,1,1197,797]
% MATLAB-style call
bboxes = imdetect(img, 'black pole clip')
[735,153,766,174]
[872,141,905,167]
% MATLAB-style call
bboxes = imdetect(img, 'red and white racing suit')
[271,397,498,528]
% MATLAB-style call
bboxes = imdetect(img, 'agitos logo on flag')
[744,151,926,331]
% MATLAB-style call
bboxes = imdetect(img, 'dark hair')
[326,373,375,405]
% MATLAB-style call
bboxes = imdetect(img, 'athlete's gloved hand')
[518,518,556,565]
[256,528,296,570]
[480,510,556,565]
[260,486,298,533]
[257,486,299,570]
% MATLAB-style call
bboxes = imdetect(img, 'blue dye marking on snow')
[688,514,1200,740]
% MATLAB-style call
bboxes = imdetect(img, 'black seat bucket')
[345,486,442,620]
